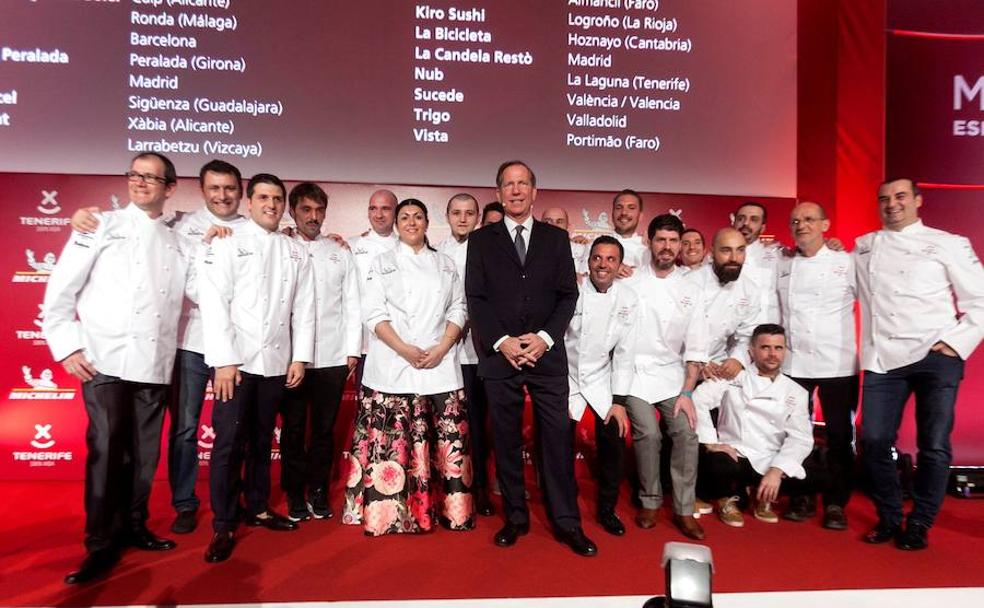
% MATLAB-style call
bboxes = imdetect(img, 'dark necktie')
[514,225,527,265]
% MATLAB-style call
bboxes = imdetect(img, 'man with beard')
[678,228,707,273]
[733,202,781,322]
[777,201,858,530]
[541,206,589,276]
[438,192,494,516]
[622,214,707,539]
[199,174,316,563]
[69,159,249,535]
[693,324,814,527]
[689,228,765,381]
[564,236,639,536]
[279,182,360,522]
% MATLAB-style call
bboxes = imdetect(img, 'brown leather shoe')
[672,514,706,540]
[635,507,659,529]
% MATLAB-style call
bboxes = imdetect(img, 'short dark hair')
[495,160,537,188]
[612,189,643,210]
[589,235,624,262]
[289,182,328,209]
[681,227,704,242]
[880,177,921,197]
[198,159,242,188]
[482,201,505,223]
[647,213,685,240]
[246,173,286,199]
[752,323,786,344]
[735,201,768,224]
[447,192,479,214]
[132,152,177,184]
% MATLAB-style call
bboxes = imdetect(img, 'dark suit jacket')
[465,218,578,380]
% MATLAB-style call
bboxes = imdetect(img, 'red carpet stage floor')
[1,480,983,607]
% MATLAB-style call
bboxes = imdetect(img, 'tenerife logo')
[12,423,73,466]
[31,423,54,449]
[12,249,57,283]
[9,366,76,400]
[20,190,72,232]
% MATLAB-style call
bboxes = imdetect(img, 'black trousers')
[697,445,819,501]
[209,371,285,533]
[572,409,624,515]
[790,375,859,507]
[485,372,580,530]
[462,364,491,491]
[279,365,348,501]
[81,374,167,552]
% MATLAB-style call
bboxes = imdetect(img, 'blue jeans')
[861,351,964,528]
[167,349,211,513]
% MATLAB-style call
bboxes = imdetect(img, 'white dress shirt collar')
[503,214,534,237]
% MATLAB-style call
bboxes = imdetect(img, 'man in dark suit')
[466,160,597,556]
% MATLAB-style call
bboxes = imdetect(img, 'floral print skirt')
[342,387,474,535]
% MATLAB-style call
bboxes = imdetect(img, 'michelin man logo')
[22,366,57,389]
[198,424,216,449]
[38,191,61,215]
[581,209,611,232]
[31,424,55,449]
[26,250,57,273]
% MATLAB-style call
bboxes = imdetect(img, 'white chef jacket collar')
[243,218,278,237]
[397,240,430,256]
[366,228,398,243]
[123,202,167,224]
[203,206,245,225]
[585,276,617,295]
[892,219,926,234]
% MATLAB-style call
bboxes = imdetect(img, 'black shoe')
[308,488,333,519]
[127,527,177,551]
[287,499,312,522]
[204,532,235,563]
[555,526,598,557]
[822,505,848,531]
[245,511,298,531]
[863,521,901,544]
[64,549,119,585]
[782,495,817,522]
[475,492,495,517]
[494,522,530,547]
[598,511,626,536]
[896,521,929,551]
[171,510,197,535]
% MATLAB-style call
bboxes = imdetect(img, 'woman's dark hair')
[396,198,436,251]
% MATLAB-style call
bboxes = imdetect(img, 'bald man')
[541,207,589,274]
[777,202,858,529]
[688,228,765,381]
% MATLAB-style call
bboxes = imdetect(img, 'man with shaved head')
[689,228,765,381]
[347,189,400,389]
[777,201,858,529]
[541,206,588,275]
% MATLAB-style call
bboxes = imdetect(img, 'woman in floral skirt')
[342,198,474,535]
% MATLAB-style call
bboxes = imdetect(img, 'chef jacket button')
[159,289,166,295]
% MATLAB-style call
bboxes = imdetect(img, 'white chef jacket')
[199,220,316,377]
[623,265,708,404]
[777,246,858,378]
[694,370,813,479]
[612,232,650,270]
[348,229,400,353]
[172,208,248,355]
[743,239,782,323]
[689,263,764,365]
[437,236,479,364]
[298,233,362,368]
[854,220,984,373]
[362,243,467,395]
[43,203,193,384]
[565,280,639,421]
